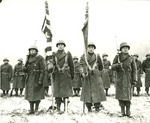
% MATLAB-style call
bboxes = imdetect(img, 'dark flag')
[82,2,89,53]
[41,1,53,60]
[82,2,89,114]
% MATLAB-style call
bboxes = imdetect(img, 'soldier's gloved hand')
[117,63,123,68]
[131,81,136,85]
[38,81,42,85]
[82,73,85,78]
[71,76,74,80]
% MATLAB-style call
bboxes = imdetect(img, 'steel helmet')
[28,45,38,52]
[88,42,96,49]
[73,56,78,60]
[133,53,139,58]
[146,53,150,57]
[18,58,23,62]
[3,58,9,61]
[102,53,108,58]
[120,42,130,51]
[56,40,66,47]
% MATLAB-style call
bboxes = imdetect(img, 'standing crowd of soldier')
[0,40,150,117]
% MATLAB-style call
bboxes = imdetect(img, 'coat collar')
[119,52,130,62]
[28,54,39,63]
[1,63,9,70]
[87,52,96,64]
[55,50,67,61]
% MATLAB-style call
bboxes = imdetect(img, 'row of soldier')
[0,40,150,117]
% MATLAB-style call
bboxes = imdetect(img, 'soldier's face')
[147,56,150,59]
[88,46,95,53]
[103,56,107,60]
[58,44,64,50]
[30,49,37,55]
[73,59,78,62]
[121,46,129,53]
[18,61,22,64]
[133,56,138,60]
[4,61,8,64]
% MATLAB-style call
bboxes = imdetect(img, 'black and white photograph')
[0,0,150,123]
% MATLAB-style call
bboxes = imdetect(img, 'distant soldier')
[12,58,26,96]
[132,54,143,96]
[24,45,45,115]
[43,60,51,97]
[0,58,13,96]
[112,42,137,117]
[80,42,106,113]
[52,40,74,113]
[72,56,82,96]
[142,53,150,95]
[101,53,111,96]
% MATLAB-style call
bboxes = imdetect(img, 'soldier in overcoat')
[13,58,26,96]
[52,40,74,113]
[142,53,150,95]
[24,45,45,115]
[101,53,111,96]
[0,58,13,96]
[72,56,82,96]
[43,60,51,96]
[132,54,143,96]
[112,42,137,117]
[80,42,106,112]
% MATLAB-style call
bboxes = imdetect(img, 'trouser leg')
[20,88,23,95]
[28,101,34,115]
[86,102,92,112]
[55,97,62,112]
[94,102,100,112]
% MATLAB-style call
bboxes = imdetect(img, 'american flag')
[41,1,53,60]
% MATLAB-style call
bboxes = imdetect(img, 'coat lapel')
[55,51,67,61]
[87,53,96,64]
[28,55,38,63]
[119,53,130,62]
[1,64,9,71]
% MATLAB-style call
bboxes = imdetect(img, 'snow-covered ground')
[1,79,150,123]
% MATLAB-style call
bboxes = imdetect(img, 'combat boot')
[15,89,18,96]
[137,91,140,96]
[28,102,34,115]
[105,89,108,96]
[20,89,23,96]
[121,106,125,116]
[34,101,40,115]
[126,106,131,117]
[87,106,92,113]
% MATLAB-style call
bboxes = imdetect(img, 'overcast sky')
[0,0,150,66]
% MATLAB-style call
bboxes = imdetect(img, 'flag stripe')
[41,1,53,61]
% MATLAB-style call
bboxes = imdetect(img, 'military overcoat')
[13,63,25,89]
[112,53,137,101]
[142,58,150,87]
[0,63,13,90]
[72,61,82,88]
[134,59,143,87]
[25,54,45,101]
[102,59,111,88]
[52,50,74,97]
[80,53,106,103]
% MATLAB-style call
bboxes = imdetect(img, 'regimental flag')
[41,1,53,60]
[82,2,89,53]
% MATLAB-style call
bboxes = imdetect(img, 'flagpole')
[82,1,89,114]
[42,0,54,114]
